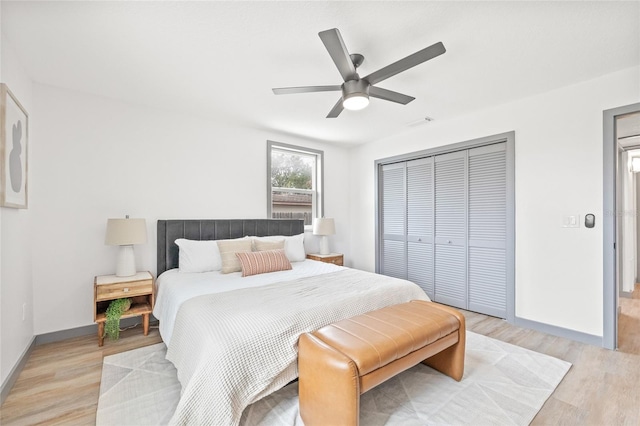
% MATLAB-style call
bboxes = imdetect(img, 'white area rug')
[96,331,570,426]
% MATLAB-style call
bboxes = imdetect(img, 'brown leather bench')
[298,300,465,426]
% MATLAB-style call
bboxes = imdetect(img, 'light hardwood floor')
[2,302,640,425]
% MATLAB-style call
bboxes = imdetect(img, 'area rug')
[96,331,571,426]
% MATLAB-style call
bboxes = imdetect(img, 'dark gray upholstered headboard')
[157,219,305,276]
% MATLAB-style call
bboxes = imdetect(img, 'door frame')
[603,102,640,350]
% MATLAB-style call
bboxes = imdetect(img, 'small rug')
[96,332,570,426]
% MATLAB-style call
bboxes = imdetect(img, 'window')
[267,141,323,226]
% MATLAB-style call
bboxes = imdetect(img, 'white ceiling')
[2,1,639,145]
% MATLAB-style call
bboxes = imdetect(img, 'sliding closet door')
[407,157,435,298]
[434,151,467,309]
[380,163,407,279]
[468,143,507,317]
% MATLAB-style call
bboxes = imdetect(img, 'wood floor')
[0,326,162,425]
[3,300,640,425]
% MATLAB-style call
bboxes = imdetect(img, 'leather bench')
[298,300,465,426]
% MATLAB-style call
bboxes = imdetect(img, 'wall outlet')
[22,303,26,321]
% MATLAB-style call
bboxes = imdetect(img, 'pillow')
[217,239,253,274]
[236,249,292,277]
[252,233,306,262]
[175,239,222,273]
[254,239,285,252]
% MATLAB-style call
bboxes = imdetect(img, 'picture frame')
[1,83,28,209]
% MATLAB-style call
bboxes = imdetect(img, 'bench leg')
[298,333,361,426]
[423,332,465,381]
[420,302,466,381]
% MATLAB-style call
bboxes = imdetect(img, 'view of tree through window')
[271,151,313,189]
[268,143,323,226]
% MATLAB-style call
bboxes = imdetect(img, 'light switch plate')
[563,215,580,228]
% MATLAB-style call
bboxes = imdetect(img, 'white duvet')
[153,260,344,345]
[153,261,429,425]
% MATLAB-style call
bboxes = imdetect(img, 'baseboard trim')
[1,336,36,405]
[514,316,603,347]
[620,290,634,299]
[34,316,155,345]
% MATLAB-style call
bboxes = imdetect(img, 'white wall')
[349,66,640,337]
[30,84,351,335]
[0,34,34,385]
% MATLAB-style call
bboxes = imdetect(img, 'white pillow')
[175,239,222,273]
[252,233,306,262]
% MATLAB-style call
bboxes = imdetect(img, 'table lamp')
[105,216,147,277]
[313,217,335,255]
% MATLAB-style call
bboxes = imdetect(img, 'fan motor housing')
[342,79,370,99]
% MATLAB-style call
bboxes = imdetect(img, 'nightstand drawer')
[325,257,343,266]
[96,279,153,301]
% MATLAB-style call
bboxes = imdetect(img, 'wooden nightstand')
[306,253,344,266]
[94,271,154,347]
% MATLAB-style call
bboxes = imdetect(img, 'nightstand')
[94,271,154,346]
[306,253,344,266]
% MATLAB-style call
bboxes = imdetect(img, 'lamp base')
[319,235,330,255]
[116,245,137,277]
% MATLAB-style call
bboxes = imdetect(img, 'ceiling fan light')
[343,93,370,111]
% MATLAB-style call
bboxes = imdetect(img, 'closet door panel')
[406,157,434,297]
[434,152,466,246]
[408,241,434,298]
[468,143,507,317]
[382,163,406,238]
[434,151,467,307]
[407,157,434,242]
[468,247,506,317]
[383,240,407,279]
[434,245,466,309]
[381,163,407,279]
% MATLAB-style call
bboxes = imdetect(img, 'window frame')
[267,141,324,226]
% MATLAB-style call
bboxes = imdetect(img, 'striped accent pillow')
[236,249,292,277]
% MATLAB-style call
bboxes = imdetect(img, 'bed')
[153,219,429,425]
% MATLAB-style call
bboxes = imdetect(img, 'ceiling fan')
[272,28,446,118]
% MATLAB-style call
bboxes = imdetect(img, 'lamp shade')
[105,218,147,246]
[313,218,335,236]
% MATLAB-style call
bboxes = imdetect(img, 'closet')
[379,140,510,319]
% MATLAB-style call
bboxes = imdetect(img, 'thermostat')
[585,214,595,228]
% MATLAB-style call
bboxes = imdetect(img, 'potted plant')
[104,298,131,340]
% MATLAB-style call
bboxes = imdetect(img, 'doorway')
[603,103,640,350]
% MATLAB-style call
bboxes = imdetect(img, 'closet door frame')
[375,131,515,323]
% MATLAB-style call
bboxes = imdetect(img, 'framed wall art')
[1,83,28,209]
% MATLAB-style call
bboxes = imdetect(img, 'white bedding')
[153,260,429,425]
[153,260,344,345]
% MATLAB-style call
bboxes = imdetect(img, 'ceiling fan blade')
[272,85,342,95]
[369,86,415,105]
[326,98,344,118]
[364,42,446,86]
[319,28,358,82]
